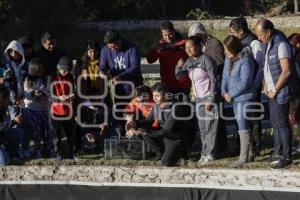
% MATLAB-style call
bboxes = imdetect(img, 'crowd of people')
[0,17,300,169]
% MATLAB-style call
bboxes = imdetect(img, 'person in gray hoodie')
[176,36,218,164]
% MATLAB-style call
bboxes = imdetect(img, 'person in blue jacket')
[221,35,255,168]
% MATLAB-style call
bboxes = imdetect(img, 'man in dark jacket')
[35,32,66,80]
[126,82,189,166]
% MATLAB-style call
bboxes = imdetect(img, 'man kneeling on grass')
[125,82,189,166]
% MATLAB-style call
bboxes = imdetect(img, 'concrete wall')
[1,166,300,190]
[78,16,300,31]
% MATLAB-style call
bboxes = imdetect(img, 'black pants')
[143,131,186,166]
[269,99,292,161]
[51,116,75,156]
[249,90,263,155]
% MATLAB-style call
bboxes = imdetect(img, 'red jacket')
[50,73,74,116]
[147,34,191,90]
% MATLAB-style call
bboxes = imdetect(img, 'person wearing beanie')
[50,56,76,160]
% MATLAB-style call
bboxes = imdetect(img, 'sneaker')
[271,159,293,169]
[205,154,215,162]
[268,155,281,164]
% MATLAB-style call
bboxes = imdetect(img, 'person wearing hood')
[221,35,256,168]
[2,40,35,159]
[147,21,191,99]
[3,40,27,105]
[188,22,225,80]
[35,32,66,80]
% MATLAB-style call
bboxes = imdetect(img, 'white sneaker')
[198,156,206,164]
[201,154,215,164]
[205,154,215,162]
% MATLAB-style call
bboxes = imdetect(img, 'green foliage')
[186,8,213,20]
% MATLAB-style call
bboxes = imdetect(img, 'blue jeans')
[233,100,252,131]
[0,127,23,165]
[8,106,33,151]
[268,99,292,161]
[0,146,9,166]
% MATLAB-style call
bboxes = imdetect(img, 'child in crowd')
[23,58,55,158]
[126,82,189,166]
[125,85,158,138]
[50,56,76,160]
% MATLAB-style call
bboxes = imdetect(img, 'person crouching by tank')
[221,35,256,168]
[175,36,219,164]
[125,82,189,166]
[50,56,76,160]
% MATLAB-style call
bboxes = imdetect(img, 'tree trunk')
[295,0,299,13]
